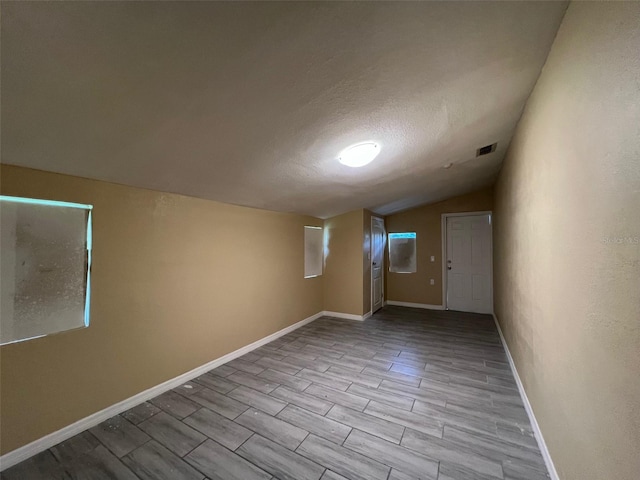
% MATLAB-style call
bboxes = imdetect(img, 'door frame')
[441,211,493,312]
[371,216,385,314]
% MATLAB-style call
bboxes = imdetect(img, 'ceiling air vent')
[476,143,497,157]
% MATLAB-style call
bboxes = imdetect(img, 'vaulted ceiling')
[1,1,567,218]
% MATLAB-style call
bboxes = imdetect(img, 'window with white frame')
[304,226,323,278]
[0,195,93,345]
[388,232,417,273]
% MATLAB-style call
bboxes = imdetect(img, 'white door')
[371,217,385,313]
[446,214,493,314]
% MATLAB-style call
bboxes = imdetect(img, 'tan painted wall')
[0,165,324,454]
[324,209,364,316]
[385,188,493,306]
[493,3,640,479]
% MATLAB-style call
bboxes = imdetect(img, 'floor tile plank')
[443,425,547,472]
[346,383,414,411]
[238,434,325,480]
[208,365,238,378]
[185,439,271,480]
[1,450,70,480]
[189,386,250,420]
[89,415,150,458]
[343,429,439,480]
[320,470,350,480]
[226,358,266,375]
[305,384,369,411]
[138,411,206,457]
[325,365,382,388]
[270,385,334,415]
[151,390,201,419]
[183,408,253,451]
[255,356,303,375]
[227,371,280,394]
[296,434,390,480]
[326,405,405,444]
[364,401,444,438]
[378,380,448,407]
[401,427,503,478]
[296,369,352,391]
[259,368,312,391]
[227,385,288,415]
[412,400,497,436]
[277,404,352,445]
[235,408,309,450]
[122,402,162,425]
[193,372,240,394]
[63,445,140,480]
[438,462,503,480]
[122,441,204,480]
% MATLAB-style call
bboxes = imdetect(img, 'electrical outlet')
[430,255,435,262]
[430,278,435,285]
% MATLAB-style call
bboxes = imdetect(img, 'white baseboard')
[492,314,559,480]
[0,310,325,472]
[385,300,445,310]
[322,311,366,321]
[362,310,372,320]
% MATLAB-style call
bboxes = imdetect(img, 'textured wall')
[324,210,364,316]
[0,165,324,454]
[493,3,640,479]
[385,188,493,306]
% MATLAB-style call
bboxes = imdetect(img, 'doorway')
[442,212,493,314]
[371,216,385,314]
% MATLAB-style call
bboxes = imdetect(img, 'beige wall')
[325,208,383,317]
[324,209,364,316]
[385,188,493,306]
[493,3,640,480]
[0,165,324,454]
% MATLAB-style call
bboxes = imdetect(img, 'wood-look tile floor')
[2,307,550,480]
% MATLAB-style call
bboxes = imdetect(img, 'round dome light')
[338,142,380,167]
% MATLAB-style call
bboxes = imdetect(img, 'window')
[0,195,93,345]
[304,226,323,278]
[388,232,417,273]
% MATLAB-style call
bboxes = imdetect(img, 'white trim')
[322,311,367,321]
[492,313,559,480]
[441,211,493,312]
[385,300,445,310]
[362,310,372,320]
[0,310,325,471]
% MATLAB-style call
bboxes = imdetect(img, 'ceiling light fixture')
[338,142,380,168]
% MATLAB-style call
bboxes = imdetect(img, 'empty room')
[0,1,638,480]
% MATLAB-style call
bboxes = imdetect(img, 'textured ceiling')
[1,1,567,218]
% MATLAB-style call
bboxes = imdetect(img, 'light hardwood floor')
[2,306,550,480]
